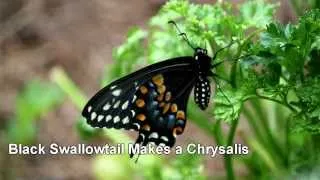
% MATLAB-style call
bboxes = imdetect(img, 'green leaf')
[291,77,320,134]
[240,0,278,28]
[213,87,244,122]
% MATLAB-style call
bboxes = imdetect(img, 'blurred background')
[0,0,318,179]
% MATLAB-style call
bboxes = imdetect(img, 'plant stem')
[224,115,239,180]
[242,105,266,145]
[253,94,297,113]
[246,94,295,167]
[212,120,224,145]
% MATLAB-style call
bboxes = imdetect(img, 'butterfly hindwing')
[130,69,197,149]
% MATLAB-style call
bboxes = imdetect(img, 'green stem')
[254,94,297,113]
[250,99,268,126]
[50,67,87,109]
[285,115,290,167]
[212,120,224,145]
[242,105,266,145]
[246,95,294,167]
[224,115,240,180]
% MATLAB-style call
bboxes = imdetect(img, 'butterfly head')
[195,47,207,55]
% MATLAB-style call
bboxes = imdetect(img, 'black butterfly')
[81,21,233,158]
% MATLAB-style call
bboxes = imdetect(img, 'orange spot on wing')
[152,74,164,86]
[136,114,146,121]
[139,86,148,94]
[171,104,178,113]
[176,110,185,120]
[136,99,145,108]
[157,85,166,94]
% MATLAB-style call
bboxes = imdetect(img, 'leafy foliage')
[242,9,320,134]
[7,80,64,144]
[162,153,205,180]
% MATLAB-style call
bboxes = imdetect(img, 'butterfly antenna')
[168,20,195,50]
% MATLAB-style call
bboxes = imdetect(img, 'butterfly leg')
[211,40,235,61]
[211,75,235,116]
[209,71,231,84]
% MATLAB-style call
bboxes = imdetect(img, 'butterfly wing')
[82,57,197,152]
[129,68,197,154]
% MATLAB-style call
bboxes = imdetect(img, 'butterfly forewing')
[83,79,140,130]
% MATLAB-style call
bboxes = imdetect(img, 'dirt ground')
[0,0,296,179]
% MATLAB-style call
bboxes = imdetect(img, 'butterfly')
[81,21,233,158]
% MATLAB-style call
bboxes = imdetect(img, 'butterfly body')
[82,47,214,157]
[193,48,212,110]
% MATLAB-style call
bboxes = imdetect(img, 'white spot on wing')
[106,115,112,122]
[131,110,136,117]
[112,89,122,96]
[103,103,111,110]
[122,116,129,124]
[133,123,140,130]
[88,106,92,113]
[114,116,120,123]
[121,101,129,110]
[140,133,145,140]
[149,132,159,139]
[91,112,97,120]
[132,95,137,103]
[97,115,104,122]
[110,85,117,90]
[160,136,169,142]
[113,100,120,108]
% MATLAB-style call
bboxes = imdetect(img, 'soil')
[0,0,296,179]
